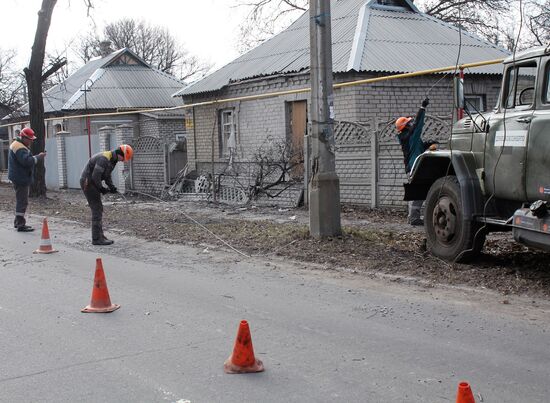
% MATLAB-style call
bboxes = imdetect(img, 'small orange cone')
[456,381,476,403]
[224,320,264,374]
[33,218,58,254]
[81,258,120,313]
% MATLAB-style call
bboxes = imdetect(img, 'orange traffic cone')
[81,258,120,313]
[224,320,264,374]
[34,218,58,254]
[456,381,476,403]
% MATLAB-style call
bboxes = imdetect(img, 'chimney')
[99,40,113,57]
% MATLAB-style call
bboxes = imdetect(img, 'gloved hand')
[99,187,109,195]
[109,186,118,194]
[422,97,430,108]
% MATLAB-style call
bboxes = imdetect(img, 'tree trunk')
[24,0,57,197]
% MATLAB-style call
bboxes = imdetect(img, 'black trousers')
[80,178,106,241]
[13,183,29,227]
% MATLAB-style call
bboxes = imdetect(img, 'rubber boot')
[92,221,113,245]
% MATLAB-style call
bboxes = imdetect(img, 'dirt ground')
[1,182,549,299]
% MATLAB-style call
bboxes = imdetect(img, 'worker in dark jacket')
[8,128,47,232]
[80,144,133,245]
[396,97,437,226]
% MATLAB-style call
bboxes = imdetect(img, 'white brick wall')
[181,71,502,207]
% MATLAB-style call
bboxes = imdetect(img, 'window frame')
[502,61,538,111]
[464,94,486,113]
[218,108,236,158]
[543,60,550,105]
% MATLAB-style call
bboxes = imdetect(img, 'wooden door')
[289,101,307,179]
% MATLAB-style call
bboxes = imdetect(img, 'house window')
[219,109,237,157]
[464,94,486,113]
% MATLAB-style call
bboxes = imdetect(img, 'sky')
[0,0,250,72]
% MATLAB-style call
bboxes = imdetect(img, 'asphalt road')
[1,212,549,403]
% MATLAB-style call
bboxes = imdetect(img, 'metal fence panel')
[65,135,99,189]
[44,138,59,190]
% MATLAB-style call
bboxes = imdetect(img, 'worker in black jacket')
[80,144,133,245]
[396,98,437,226]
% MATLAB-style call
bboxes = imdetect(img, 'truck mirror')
[454,75,464,109]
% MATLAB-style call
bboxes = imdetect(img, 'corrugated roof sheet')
[175,0,509,97]
[42,50,124,114]
[16,48,183,116]
[63,66,183,110]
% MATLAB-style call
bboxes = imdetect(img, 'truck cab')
[406,45,550,262]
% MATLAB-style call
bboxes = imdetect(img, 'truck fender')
[404,151,484,219]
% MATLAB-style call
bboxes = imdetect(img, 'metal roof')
[14,48,183,117]
[63,66,183,110]
[174,0,509,97]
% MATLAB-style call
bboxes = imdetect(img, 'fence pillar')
[370,119,379,208]
[99,126,114,152]
[115,124,134,194]
[56,131,70,189]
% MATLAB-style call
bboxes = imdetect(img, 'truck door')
[485,61,537,201]
[526,56,550,201]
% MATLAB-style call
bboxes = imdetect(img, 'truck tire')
[424,176,486,263]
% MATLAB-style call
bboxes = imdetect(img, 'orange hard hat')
[20,127,37,140]
[395,117,412,132]
[119,144,133,161]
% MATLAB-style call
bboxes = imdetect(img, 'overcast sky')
[1,0,249,71]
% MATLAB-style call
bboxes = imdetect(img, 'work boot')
[409,218,424,226]
[92,221,114,245]
[17,225,34,232]
[14,216,24,228]
[99,228,114,245]
[93,238,114,246]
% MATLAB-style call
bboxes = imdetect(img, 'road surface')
[1,212,549,402]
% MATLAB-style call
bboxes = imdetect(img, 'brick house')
[174,0,510,207]
[2,48,188,192]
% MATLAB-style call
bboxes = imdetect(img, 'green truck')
[406,45,550,262]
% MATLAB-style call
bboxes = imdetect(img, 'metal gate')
[132,135,166,195]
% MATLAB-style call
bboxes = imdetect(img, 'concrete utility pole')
[309,0,342,237]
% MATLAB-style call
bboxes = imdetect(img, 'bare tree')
[75,19,212,82]
[74,31,101,64]
[24,0,87,197]
[24,0,58,197]
[524,0,550,47]
[235,0,307,53]
[0,48,25,112]
[215,136,303,203]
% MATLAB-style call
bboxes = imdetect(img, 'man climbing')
[396,97,437,226]
[8,127,47,232]
[80,144,133,245]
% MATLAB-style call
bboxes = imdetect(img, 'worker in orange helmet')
[396,98,438,226]
[8,127,47,231]
[80,144,133,245]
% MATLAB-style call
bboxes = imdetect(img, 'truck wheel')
[424,176,485,263]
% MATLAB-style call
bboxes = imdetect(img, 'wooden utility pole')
[309,0,341,237]
[24,0,57,197]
